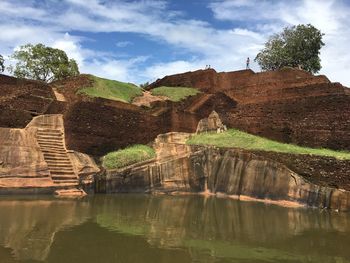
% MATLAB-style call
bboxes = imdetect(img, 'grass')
[150,86,200,102]
[187,129,350,160]
[102,144,156,169]
[77,75,142,103]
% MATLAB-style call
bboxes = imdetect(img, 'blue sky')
[1,0,350,86]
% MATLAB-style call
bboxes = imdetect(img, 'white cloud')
[82,56,149,83]
[0,0,349,86]
[143,60,203,82]
[209,0,350,86]
[52,33,85,65]
[116,41,133,48]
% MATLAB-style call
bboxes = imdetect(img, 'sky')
[0,0,350,86]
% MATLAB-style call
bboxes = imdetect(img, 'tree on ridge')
[9,43,79,82]
[255,24,325,74]
[0,55,4,72]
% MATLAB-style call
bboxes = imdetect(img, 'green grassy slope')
[151,86,200,102]
[102,145,156,169]
[77,75,142,103]
[187,129,350,160]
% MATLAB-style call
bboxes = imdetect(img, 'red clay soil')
[149,68,350,151]
[0,74,55,128]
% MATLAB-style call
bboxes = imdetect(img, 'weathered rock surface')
[196,111,226,133]
[101,132,350,211]
[0,114,99,194]
[149,68,350,151]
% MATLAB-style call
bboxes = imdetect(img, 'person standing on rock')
[246,57,250,69]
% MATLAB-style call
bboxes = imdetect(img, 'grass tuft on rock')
[77,75,142,103]
[102,145,156,169]
[187,129,350,160]
[150,86,200,102]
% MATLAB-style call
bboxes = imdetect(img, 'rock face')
[196,111,226,134]
[148,68,350,151]
[101,132,350,211]
[0,114,99,195]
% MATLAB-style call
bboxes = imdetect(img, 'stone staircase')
[36,127,78,186]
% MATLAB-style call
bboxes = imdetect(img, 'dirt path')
[132,91,167,107]
[52,88,66,102]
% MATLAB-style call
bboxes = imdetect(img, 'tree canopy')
[9,43,79,82]
[255,24,325,74]
[0,55,4,72]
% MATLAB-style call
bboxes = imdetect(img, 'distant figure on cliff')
[246,57,250,69]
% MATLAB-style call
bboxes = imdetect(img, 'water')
[0,194,349,263]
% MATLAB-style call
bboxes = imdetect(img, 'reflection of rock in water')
[96,195,350,261]
[1,196,350,262]
[0,198,91,261]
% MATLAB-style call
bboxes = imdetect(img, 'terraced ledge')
[187,129,350,160]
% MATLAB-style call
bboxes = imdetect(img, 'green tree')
[255,24,325,74]
[139,81,149,89]
[9,43,79,82]
[0,55,4,72]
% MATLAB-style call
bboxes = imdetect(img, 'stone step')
[51,175,77,179]
[37,133,63,137]
[52,182,79,187]
[37,139,65,144]
[52,180,78,184]
[48,162,71,168]
[38,144,65,149]
[42,148,67,152]
[45,160,72,164]
[43,153,70,161]
[54,188,86,197]
[50,170,75,175]
[39,143,65,150]
[37,129,62,133]
[43,152,69,159]
[37,130,62,134]
[36,134,63,140]
[52,177,77,181]
[52,179,77,183]
[37,123,57,127]
[46,160,71,165]
[51,174,75,178]
[49,166,74,171]
[38,140,64,144]
[45,157,70,162]
[53,181,79,185]
[50,167,74,172]
[50,169,75,174]
[42,147,66,150]
[37,139,64,144]
[53,184,79,189]
[37,135,63,140]
[45,158,71,163]
[43,151,68,156]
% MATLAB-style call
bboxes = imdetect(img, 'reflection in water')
[0,195,349,263]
